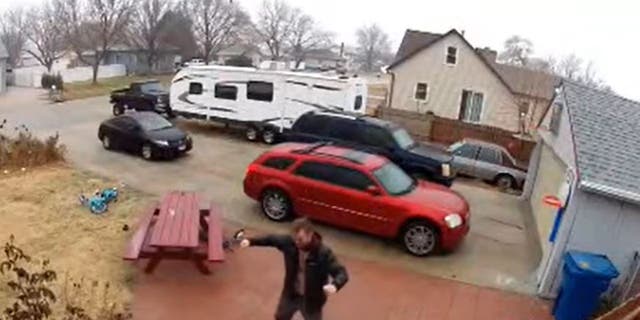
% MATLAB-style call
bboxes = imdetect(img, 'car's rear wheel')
[245,126,258,142]
[262,128,277,145]
[101,135,112,150]
[113,103,125,116]
[141,143,154,160]
[495,174,516,191]
[401,221,439,256]
[260,188,292,222]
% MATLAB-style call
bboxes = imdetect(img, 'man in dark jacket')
[240,218,348,320]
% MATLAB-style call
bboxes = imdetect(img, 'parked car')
[448,139,527,189]
[284,111,455,186]
[110,80,171,117]
[243,142,470,256]
[98,112,192,160]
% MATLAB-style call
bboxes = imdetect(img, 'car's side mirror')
[366,185,382,196]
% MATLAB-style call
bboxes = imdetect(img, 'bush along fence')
[378,107,536,163]
[0,120,66,169]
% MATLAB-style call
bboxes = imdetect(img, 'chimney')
[477,47,497,63]
[461,29,465,37]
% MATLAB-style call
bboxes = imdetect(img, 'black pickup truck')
[110,80,172,117]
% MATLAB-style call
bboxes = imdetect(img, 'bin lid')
[565,251,620,279]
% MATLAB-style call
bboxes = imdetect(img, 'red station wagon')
[243,142,471,256]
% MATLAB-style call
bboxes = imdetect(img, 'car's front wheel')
[101,135,112,150]
[401,221,439,256]
[113,103,125,116]
[260,188,292,222]
[245,126,258,142]
[262,128,278,145]
[141,143,154,160]
[495,174,516,191]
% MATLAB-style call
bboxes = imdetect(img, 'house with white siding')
[0,41,8,94]
[524,80,640,301]
[387,29,557,134]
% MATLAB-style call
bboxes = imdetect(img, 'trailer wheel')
[113,103,125,116]
[245,126,258,142]
[262,128,278,145]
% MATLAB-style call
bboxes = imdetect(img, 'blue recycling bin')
[553,251,620,320]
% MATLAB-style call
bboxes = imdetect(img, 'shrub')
[41,74,53,89]
[0,236,131,320]
[0,120,66,169]
[54,73,64,91]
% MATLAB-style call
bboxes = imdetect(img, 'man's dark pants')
[275,294,322,320]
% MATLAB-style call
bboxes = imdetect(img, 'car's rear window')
[262,157,295,170]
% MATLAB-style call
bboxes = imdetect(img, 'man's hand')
[240,239,250,248]
[323,284,337,295]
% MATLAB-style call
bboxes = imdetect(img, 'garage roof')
[562,80,640,204]
[0,41,8,59]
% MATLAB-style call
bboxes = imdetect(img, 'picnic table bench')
[123,191,225,274]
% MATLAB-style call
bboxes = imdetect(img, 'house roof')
[560,80,640,204]
[492,63,559,100]
[0,41,8,59]
[304,48,344,61]
[388,29,515,95]
[218,43,263,56]
[389,28,557,101]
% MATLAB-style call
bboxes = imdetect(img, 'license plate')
[178,144,186,151]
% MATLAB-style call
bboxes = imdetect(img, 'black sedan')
[98,112,192,160]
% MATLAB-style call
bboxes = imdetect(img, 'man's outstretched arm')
[243,234,290,251]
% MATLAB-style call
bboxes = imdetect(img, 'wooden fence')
[378,107,536,163]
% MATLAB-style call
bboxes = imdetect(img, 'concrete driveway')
[0,87,542,294]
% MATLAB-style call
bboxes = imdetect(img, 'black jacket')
[249,234,349,312]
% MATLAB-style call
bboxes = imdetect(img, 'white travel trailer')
[169,65,368,143]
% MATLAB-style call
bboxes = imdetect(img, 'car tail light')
[246,164,258,177]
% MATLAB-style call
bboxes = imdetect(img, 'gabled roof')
[559,80,640,204]
[0,41,8,59]
[390,28,557,101]
[388,29,515,95]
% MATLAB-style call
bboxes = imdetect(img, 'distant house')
[0,41,8,94]
[301,48,349,72]
[216,44,263,67]
[75,45,181,75]
[523,81,640,300]
[387,29,557,134]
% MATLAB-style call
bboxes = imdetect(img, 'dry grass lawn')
[0,164,151,315]
[63,74,173,101]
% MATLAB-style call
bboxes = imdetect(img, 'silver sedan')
[448,139,527,189]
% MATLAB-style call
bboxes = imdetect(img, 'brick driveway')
[132,234,551,320]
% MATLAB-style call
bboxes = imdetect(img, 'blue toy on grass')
[79,187,119,214]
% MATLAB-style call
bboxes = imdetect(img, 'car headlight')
[444,214,462,229]
[442,163,451,177]
[153,140,169,146]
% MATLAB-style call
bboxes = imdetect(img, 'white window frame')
[413,82,429,102]
[445,46,458,66]
[457,89,485,123]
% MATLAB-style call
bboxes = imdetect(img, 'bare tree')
[54,0,134,84]
[0,8,27,68]
[543,54,610,90]
[23,2,65,72]
[181,0,247,64]
[354,23,392,72]
[256,0,295,60]
[129,0,172,73]
[498,35,533,66]
[158,9,198,60]
[287,11,333,68]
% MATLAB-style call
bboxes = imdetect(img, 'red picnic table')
[123,191,225,274]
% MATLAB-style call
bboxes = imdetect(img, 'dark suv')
[284,111,455,186]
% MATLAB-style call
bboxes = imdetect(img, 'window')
[359,126,395,149]
[446,46,458,65]
[136,114,173,131]
[451,143,479,159]
[458,90,484,123]
[354,95,363,110]
[113,117,137,130]
[501,151,515,167]
[549,102,563,134]
[391,128,416,150]
[214,84,238,100]
[414,83,428,101]
[295,162,374,191]
[262,157,295,170]
[477,147,501,165]
[373,163,415,196]
[327,119,356,140]
[140,82,164,93]
[189,82,203,95]
[293,115,330,135]
[247,81,273,102]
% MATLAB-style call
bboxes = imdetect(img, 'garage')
[529,143,568,269]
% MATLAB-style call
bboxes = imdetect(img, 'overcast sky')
[2,0,638,100]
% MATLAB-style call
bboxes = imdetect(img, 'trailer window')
[247,81,273,102]
[214,84,237,100]
[354,95,363,110]
[189,82,203,95]
[313,84,340,91]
